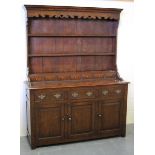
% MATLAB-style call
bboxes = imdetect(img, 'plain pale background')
[2,0,155,154]
[18,0,134,137]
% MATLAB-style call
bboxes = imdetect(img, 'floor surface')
[20,124,134,155]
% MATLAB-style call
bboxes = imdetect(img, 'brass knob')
[68,117,72,121]
[38,94,46,100]
[62,117,65,121]
[102,90,108,95]
[98,114,102,117]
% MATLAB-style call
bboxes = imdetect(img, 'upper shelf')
[28,34,117,37]
[28,52,115,57]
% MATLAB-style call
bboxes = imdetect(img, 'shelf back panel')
[29,37,115,54]
[29,19,118,36]
[29,56,115,74]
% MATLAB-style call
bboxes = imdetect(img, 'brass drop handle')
[86,91,93,97]
[54,93,61,99]
[102,90,108,95]
[38,94,46,100]
[62,117,65,121]
[72,92,79,98]
[115,89,121,94]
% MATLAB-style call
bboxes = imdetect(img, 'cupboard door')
[36,102,65,145]
[98,100,122,134]
[67,101,95,139]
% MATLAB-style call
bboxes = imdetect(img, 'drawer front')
[99,85,124,99]
[69,88,96,100]
[34,90,66,103]
[33,85,124,103]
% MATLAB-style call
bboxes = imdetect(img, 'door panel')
[36,102,65,143]
[98,100,121,133]
[68,101,95,139]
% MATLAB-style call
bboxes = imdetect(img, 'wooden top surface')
[26,79,128,89]
[24,5,122,12]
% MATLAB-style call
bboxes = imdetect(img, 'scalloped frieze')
[28,11,119,20]
[25,6,122,20]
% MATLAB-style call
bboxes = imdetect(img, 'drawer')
[69,88,96,100]
[99,85,124,99]
[34,90,66,102]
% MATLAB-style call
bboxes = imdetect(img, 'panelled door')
[67,101,95,140]
[97,99,122,135]
[36,102,65,145]
[35,97,123,144]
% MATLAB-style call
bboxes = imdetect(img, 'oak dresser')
[25,5,129,149]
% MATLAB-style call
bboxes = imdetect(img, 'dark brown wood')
[25,5,128,149]
[98,100,122,132]
[36,103,65,144]
[67,101,95,139]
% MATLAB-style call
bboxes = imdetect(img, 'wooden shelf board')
[28,53,116,57]
[28,34,116,37]
[26,79,128,89]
